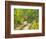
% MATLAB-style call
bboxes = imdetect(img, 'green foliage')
[29,20,39,30]
[14,8,39,30]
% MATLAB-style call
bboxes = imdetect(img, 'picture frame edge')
[5,1,45,38]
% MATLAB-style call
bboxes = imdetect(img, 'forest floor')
[14,21,31,30]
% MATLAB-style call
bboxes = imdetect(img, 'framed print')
[5,1,45,38]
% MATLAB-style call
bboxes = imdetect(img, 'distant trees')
[14,8,39,29]
[14,9,39,24]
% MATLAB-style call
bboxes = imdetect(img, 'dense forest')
[14,8,39,30]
